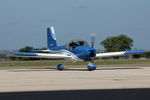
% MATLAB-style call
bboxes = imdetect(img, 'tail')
[47,27,57,49]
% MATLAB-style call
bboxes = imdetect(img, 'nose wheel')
[87,62,96,71]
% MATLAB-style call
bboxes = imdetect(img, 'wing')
[28,50,51,53]
[12,52,72,59]
[11,50,81,62]
[96,50,147,58]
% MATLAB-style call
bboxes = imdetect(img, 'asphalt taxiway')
[0,64,150,92]
[0,64,150,100]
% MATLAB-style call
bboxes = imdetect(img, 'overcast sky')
[0,0,150,50]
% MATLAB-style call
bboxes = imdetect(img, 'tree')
[101,34,133,52]
[34,47,47,50]
[19,46,34,52]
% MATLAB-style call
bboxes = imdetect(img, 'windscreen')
[66,40,89,50]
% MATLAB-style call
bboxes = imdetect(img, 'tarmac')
[0,64,150,93]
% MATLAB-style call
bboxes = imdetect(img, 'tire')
[92,64,96,70]
[87,64,96,71]
[57,64,64,70]
[87,65,93,71]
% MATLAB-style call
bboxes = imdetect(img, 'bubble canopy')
[66,40,89,50]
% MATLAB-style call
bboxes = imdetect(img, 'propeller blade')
[90,33,96,48]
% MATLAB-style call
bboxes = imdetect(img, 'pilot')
[69,42,76,50]
[79,41,84,46]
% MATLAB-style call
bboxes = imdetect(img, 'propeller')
[90,33,96,48]
[89,33,97,65]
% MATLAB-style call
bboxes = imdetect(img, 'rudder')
[47,27,57,49]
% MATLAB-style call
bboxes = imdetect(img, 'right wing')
[12,52,72,59]
[11,50,80,62]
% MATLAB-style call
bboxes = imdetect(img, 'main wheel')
[87,64,96,71]
[87,65,93,71]
[92,64,96,70]
[57,64,64,70]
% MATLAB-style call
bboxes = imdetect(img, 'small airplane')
[12,27,147,71]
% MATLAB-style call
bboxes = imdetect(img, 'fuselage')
[49,45,96,61]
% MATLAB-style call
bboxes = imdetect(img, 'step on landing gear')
[87,62,96,71]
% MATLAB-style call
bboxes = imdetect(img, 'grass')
[0,59,150,67]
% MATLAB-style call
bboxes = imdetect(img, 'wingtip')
[124,50,147,55]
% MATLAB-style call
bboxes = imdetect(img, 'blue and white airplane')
[12,27,147,71]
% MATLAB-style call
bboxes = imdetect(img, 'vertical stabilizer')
[47,27,57,49]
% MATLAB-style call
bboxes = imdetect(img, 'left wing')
[96,50,146,58]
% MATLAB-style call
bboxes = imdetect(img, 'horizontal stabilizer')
[28,50,51,53]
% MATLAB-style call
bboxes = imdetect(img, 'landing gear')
[57,63,96,71]
[87,62,96,71]
[57,64,64,70]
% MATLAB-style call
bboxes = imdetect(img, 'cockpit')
[66,40,89,50]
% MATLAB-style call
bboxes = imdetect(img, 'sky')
[0,0,150,50]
